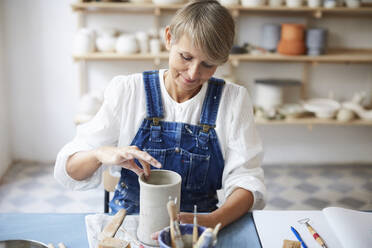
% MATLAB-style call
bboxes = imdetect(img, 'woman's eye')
[180,53,192,61]
[202,62,214,68]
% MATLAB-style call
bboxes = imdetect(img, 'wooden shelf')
[73,49,372,63]
[71,2,372,17]
[256,117,372,125]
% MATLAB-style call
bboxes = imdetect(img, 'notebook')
[253,207,372,248]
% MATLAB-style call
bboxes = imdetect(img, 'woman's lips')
[182,75,196,84]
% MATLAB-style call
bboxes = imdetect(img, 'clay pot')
[281,24,305,41]
[278,40,305,55]
[277,24,305,55]
[306,28,328,56]
[137,170,181,246]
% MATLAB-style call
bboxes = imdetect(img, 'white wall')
[0,1,11,178]
[3,1,372,165]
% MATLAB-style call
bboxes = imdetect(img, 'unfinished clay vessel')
[137,170,181,246]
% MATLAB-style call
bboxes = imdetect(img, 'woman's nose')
[187,62,200,80]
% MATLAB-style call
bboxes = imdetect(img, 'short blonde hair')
[169,0,235,65]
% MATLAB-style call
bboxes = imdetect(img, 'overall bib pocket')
[182,150,210,191]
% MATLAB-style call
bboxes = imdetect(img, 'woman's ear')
[164,26,172,51]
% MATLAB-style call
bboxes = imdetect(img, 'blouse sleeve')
[54,76,127,190]
[222,86,266,210]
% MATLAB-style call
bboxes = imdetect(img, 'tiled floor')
[0,162,371,213]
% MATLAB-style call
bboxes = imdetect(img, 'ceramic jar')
[277,24,305,55]
[73,28,96,54]
[219,0,240,5]
[345,0,360,7]
[285,0,303,7]
[136,31,149,54]
[306,28,328,56]
[324,0,337,8]
[150,38,161,54]
[115,34,138,54]
[308,0,322,7]
[261,24,281,52]
[137,170,181,246]
[152,0,184,4]
[241,0,266,6]
[269,0,284,6]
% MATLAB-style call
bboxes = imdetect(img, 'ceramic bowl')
[303,98,341,119]
[115,34,138,54]
[278,103,306,119]
[158,224,212,248]
[342,102,372,120]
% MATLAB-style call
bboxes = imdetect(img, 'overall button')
[120,182,128,189]
[175,147,180,153]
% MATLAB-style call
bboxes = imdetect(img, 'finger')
[138,159,151,179]
[127,149,162,168]
[120,160,143,177]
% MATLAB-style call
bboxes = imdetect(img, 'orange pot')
[277,40,305,55]
[281,23,305,41]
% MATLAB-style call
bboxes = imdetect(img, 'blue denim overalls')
[110,70,225,214]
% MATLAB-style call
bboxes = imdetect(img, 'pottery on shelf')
[277,24,306,55]
[269,0,284,6]
[303,98,341,119]
[278,103,306,119]
[152,0,184,4]
[241,0,266,6]
[219,0,240,5]
[254,79,301,111]
[286,0,303,7]
[115,34,138,54]
[342,102,372,120]
[345,0,361,7]
[73,28,96,55]
[306,28,328,56]
[261,24,281,52]
[337,108,355,122]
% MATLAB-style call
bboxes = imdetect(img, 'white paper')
[323,207,372,248]
[253,210,342,248]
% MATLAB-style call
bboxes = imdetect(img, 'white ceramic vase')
[308,0,322,7]
[73,28,96,55]
[286,0,303,7]
[115,34,138,54]
[96,35,117,53]
[137,170,181,246]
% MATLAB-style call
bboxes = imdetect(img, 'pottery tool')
[194,228,214,248]
[167,197,184,248]
[212,222,221,246]
[98,237,130,248]
[291,226,307,248]
[119,227,144,248]
[99,209,127,241]
[193,205,198,248]
[57,243,66,248]
[48,244,55,248]
[298,218,327,248]
[283,239,301,248]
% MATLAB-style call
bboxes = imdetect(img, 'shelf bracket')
[313,10,323,19]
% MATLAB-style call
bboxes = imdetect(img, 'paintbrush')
[167,197,184,248]
[192,205,198,248]
[212,223,221,246]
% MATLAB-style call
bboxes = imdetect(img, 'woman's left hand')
[178,212,217,228]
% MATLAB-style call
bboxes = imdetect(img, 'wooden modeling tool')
[194,228,214,248]
[212,223,222,246]
[298,218,327,248]
[167,197,184,248]
[98,209,129,248]
[193,205,198,248]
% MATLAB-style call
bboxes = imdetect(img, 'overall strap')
[142,70,163,125]
[199,77,225,132]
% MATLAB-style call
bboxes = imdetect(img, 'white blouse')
[54,69,266,210]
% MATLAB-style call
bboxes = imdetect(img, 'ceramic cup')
[150,38,161,54]
[158,224,213,248]
[115,34,138,54]
[285,0,303,7]
[261,24,281,52]
[219,0,240,5]
[306,28,327,56]
[323,0,337,8]
[136,31,149,54]
[241,0,266,6]
[73,28,96,54]
[137,170,182,246]
[345,0,360,7]
[269,0,283,6]
[307,0,322,7]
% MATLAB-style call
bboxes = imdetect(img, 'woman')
[55,0,266,229]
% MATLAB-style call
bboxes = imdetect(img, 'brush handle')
[167,201,177,248]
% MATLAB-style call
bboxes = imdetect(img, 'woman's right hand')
[94,146,162,178]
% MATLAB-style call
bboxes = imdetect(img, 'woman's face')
[165,28,218,95]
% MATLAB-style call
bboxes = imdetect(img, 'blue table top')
[0,212,262,248]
